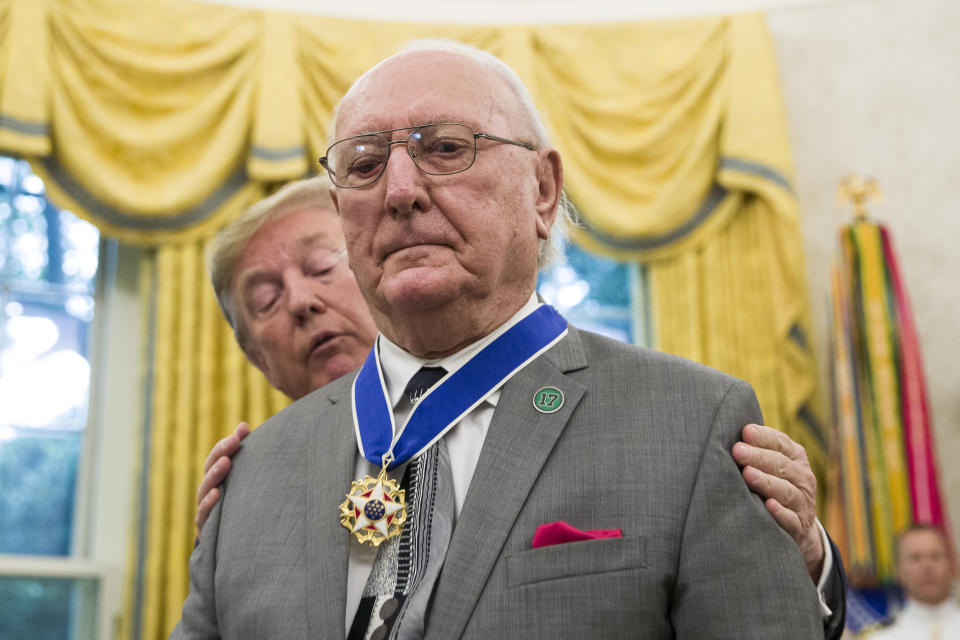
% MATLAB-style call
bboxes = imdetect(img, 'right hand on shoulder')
[195,421,250,535]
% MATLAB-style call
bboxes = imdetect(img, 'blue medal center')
[364,499,386,521]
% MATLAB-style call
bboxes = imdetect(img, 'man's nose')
[287,273,326,322]
[383,140,429,216]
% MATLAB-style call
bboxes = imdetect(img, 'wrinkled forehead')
[335,50,521,139]
[899,529,950,556]
[240,208,342,267]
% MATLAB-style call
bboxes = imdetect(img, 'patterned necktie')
[348,367,455,640]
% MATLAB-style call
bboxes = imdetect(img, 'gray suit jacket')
[172,327,822,638]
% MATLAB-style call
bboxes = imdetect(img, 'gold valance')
[1,0,793,259]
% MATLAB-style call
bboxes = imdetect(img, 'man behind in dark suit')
[174,39,829,638]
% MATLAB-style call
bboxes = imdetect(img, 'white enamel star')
[348,480,404,537]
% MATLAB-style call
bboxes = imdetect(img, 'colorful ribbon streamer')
[827,221,948,589]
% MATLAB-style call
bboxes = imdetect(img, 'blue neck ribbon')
[351,304,568,468]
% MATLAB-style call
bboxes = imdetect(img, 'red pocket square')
[531,521,622,549]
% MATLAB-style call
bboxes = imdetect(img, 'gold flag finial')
[837,174,882,223]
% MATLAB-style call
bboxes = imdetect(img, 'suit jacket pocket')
[506,535,646,587]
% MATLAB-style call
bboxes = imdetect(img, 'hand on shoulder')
[732,423,824,579]
[195,421,251,535]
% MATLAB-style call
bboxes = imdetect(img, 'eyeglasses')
[319,122,537,188]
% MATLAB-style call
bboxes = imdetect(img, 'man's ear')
[534,148,563,241]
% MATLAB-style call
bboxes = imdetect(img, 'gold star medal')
[339,459,406,546]
[346,305,569,547]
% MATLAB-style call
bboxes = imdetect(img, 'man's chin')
[376,270,465,312]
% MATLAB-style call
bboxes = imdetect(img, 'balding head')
[333,39,550,153]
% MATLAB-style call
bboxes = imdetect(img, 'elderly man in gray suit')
[174,40,825,638]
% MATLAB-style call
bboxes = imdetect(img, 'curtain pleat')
[534,20,729,253]
[650,198,826,493]
[0,0,53,155]
[141,245,175,639]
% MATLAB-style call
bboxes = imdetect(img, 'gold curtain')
[122,240,291,639]
[1,0,265,243]
[0,2,823,638]
[536,15,826,493]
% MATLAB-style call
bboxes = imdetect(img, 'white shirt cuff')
[814,519,834,618]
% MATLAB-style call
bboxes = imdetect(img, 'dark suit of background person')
[174,40,833,638]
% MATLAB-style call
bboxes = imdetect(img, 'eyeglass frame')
[318,122,538,188]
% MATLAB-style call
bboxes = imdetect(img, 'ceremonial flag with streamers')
[826,221,949,631]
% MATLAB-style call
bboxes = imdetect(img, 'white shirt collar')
[901,596,960,620]
[377,293,541,410]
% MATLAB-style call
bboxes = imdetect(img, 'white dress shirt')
[344,295,541,630]
[867,597,960,639]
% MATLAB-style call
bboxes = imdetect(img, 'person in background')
[864,524,959,638]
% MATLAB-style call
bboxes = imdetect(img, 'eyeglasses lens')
[329,137,387,188]
[412,124,475,175]
[328,124,477,187]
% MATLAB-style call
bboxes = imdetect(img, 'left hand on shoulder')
[732,423,824,580]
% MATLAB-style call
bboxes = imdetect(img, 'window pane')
[59,211,100,287]
[0,576,97,640]
[6,203,47,281]
[0,295,94,429]
[0,156,99,559]
[539,243,633,342]
[0,429,83,555]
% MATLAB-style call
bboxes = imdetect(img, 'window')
[0,157,101,639]
[539,242,648,347]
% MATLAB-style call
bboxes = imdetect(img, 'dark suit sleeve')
[169,497,222,639]
[670,380,823,639]
[822,534,848,640]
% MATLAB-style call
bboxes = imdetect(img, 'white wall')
[768,0,960,546]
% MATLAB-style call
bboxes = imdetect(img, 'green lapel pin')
[533,386,564,413]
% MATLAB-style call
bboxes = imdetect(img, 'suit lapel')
[305,380,358,637]
[425,329,588,639]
